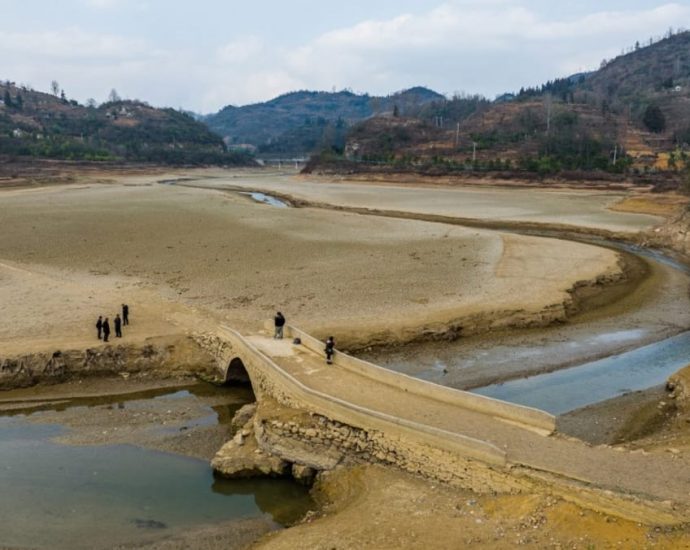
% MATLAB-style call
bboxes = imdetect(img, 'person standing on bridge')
[325,336,335,365]
[274,311,286,339]
[122,304,129,326]
[96,316,103,340]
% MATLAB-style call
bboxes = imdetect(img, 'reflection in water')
[1,383,255,417]
[212,477,312,526]
[473,331,690,415]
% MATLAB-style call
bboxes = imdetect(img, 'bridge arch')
[223,356,252,385]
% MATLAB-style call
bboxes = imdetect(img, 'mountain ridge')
[204,87,445,154]
[0,83,254,166]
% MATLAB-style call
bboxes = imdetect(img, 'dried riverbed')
[2,169,689,548]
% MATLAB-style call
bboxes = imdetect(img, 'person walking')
[122,304,129,326]
[114,314,122,338]
[96,316,103,340]
[103,317,111,343]
[274,311,285,339]
[325,336,335,365]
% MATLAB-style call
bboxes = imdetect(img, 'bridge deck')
[247,335,690,507]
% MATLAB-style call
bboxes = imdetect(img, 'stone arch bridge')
[194,323,690,526]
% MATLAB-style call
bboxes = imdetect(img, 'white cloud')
[216,36,265,64]
[269,1,690,102]
[0,28,149,59]
[82,0,148,10]
[82,0,125,8]
[7,1,690,111]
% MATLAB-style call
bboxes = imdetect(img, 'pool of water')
[241,192,290,208]
[0,387,313,549]
[473,331,690,415]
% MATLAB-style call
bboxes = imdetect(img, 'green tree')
[643,105,666,133]
[3,89,12,108]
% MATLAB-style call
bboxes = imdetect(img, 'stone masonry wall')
[253,398,527,495]
[0,336,217,390]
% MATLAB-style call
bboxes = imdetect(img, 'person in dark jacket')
[325,336,335,364]
[274,312,286,339]
[103,318,111,342]
[96,316,103,340]
[114,314,122,338]
[122,304,129,326]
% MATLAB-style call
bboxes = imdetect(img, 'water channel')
[0,384,313,549]
[231,187,690,417]
[361,239,690,416]
[473,330,690,414]
[241,191,291,208]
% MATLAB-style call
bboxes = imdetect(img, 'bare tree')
[51,80,60,96]
[108,88,121,103]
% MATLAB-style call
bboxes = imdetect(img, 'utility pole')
[545,93,553,135]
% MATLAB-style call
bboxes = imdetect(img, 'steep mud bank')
[332,245,643,354]
[643,207,690,260]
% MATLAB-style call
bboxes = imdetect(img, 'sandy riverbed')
[0,171,630,357]
[2,168,687,549]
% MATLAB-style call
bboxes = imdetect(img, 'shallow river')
[474,330,690,414]
[361,240,690,415]
[0,385,312,550]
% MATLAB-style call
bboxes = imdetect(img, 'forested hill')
[309,30,690,179]
[204,87,444,154]
[0,83,254,165]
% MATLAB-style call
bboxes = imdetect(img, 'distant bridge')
[255,157,309,169]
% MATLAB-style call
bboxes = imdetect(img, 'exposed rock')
[668,364,690,409]
[292,463,317,485]
[213,409,289,478]
[256,418,345,471]
[212,435,289,478]
[231,403,258,433]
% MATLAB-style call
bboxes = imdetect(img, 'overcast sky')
[1,1,688,113]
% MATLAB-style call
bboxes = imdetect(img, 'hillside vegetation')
[309,31,690,181]
[0,83,254,166]
[204,87,444,155]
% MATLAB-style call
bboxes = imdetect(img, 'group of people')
[273,311,336,364]
[96,304,130,342]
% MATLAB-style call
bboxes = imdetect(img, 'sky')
[0,1,689,113]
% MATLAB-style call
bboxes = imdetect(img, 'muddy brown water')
[0,383,313,550]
